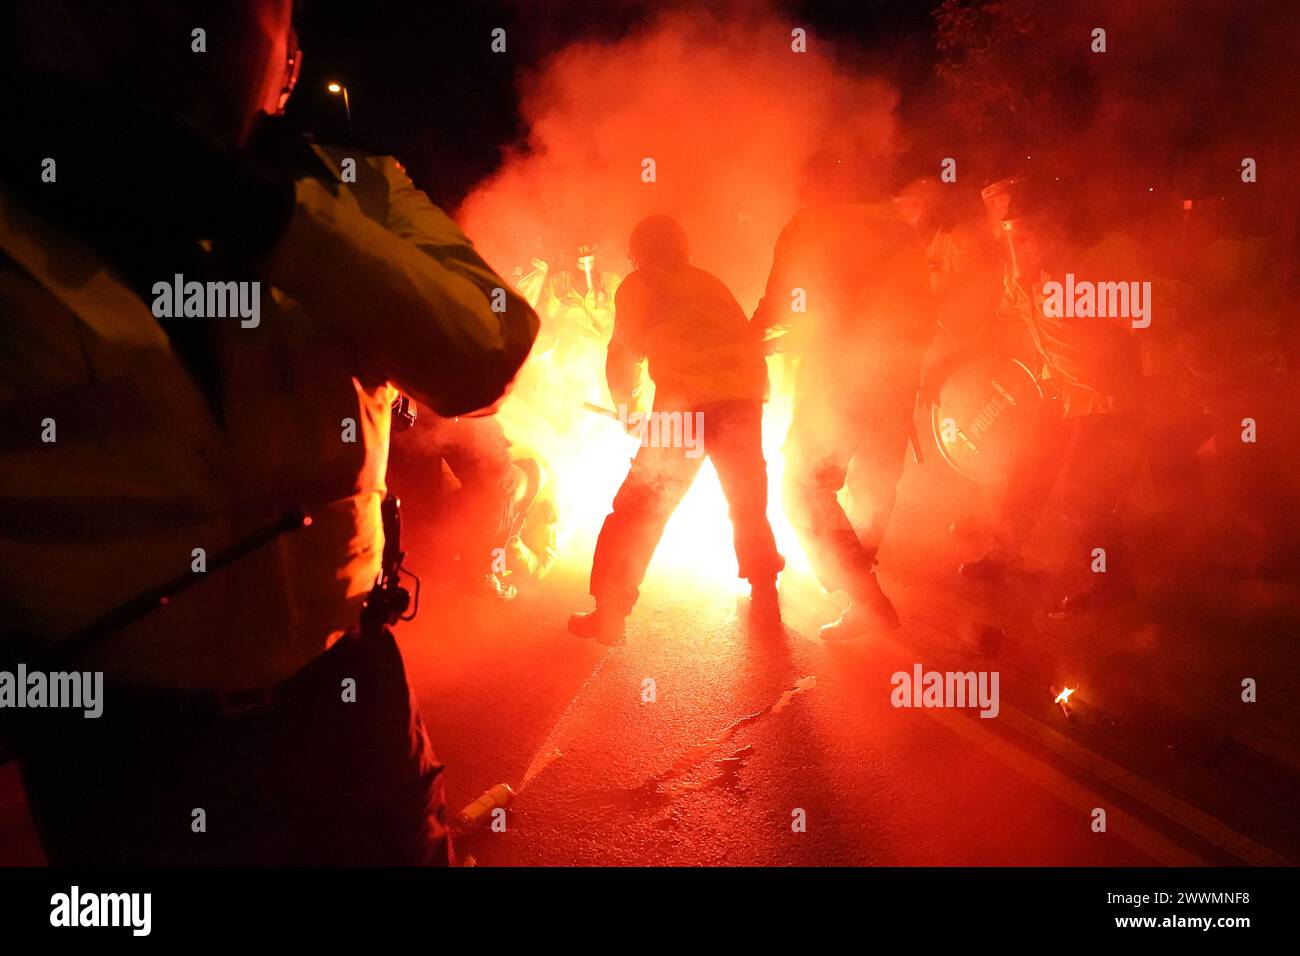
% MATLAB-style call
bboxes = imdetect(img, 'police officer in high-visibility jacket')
[959,175,1147,613]
[753,153,935,639]
[0,0,538,865]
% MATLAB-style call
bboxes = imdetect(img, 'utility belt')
[0,493,419,760]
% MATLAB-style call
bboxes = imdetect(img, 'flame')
[496,351,813,590]
[648,373,812,583]
[1054,686,1076,705]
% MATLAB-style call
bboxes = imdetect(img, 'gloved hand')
[917,351,963,407]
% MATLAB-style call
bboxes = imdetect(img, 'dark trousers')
[15,629,452,866]
[589,399,783,615]
[782,385,912,599]
[995,406,1137,568]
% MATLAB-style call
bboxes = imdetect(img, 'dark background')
[286,0,939,209]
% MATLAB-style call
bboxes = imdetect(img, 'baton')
[41,508,312,667]
[582,401,622,421]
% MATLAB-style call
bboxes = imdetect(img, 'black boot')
[568,607,627,645]
[821,571,900,639]
[747,577,782,626]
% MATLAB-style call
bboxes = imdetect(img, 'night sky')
[286,0,939,210]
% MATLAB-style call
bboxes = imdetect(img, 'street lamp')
[326,81,351,135]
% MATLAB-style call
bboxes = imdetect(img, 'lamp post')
[326,81,351,135]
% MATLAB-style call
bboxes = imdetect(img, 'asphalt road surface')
[403,554,1294,867]
[1,468,1293,868]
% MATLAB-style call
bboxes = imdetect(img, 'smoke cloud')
[446,0,1300,587]
[459,3,903,307]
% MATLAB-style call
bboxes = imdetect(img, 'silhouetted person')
[754,153,934,638]
[407,413,559,600]
[569,215,783,644]
[959,174,1145,612]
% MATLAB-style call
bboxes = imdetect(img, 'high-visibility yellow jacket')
[0,146,538,691]
[608,263,768,411]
